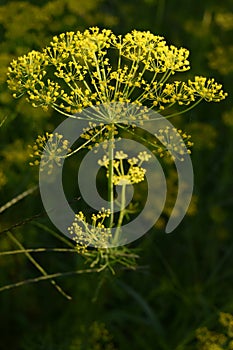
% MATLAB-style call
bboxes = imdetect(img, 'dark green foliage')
[0,0,232,349]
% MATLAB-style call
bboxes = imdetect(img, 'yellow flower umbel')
[6,27,228,269]
[98,150,151,185]
[68,208,139,273]
[154,126,193,161]
[7,27,227,123]
[188,76,227,102]
[68,208,112,249]
[29,132,71,174]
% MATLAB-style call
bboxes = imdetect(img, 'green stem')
[108,125,115,227]
[0,186,37,214]
[114,184,126,243]
[0,115,7,128]
[0,248,77,256]
[163,97,203,119]
[0,267,100,293]
[113,42,122,100]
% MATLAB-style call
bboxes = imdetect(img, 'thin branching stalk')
[0,186,38,214]
[6,231,72,300]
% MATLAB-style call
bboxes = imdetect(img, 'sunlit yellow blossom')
[154,126,193,161]
[68,208,112,249]
[81,123,118,150]
[118,31,190,73]
[29,132,71,174]
[188,76,228,102]
[115,151,128,159]
[137,151,152,162]
[7,28,227,122]
[98,151,151,185]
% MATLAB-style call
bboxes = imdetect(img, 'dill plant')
[6,27,227,274]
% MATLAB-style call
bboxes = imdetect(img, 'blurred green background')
[0,0,232,349]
